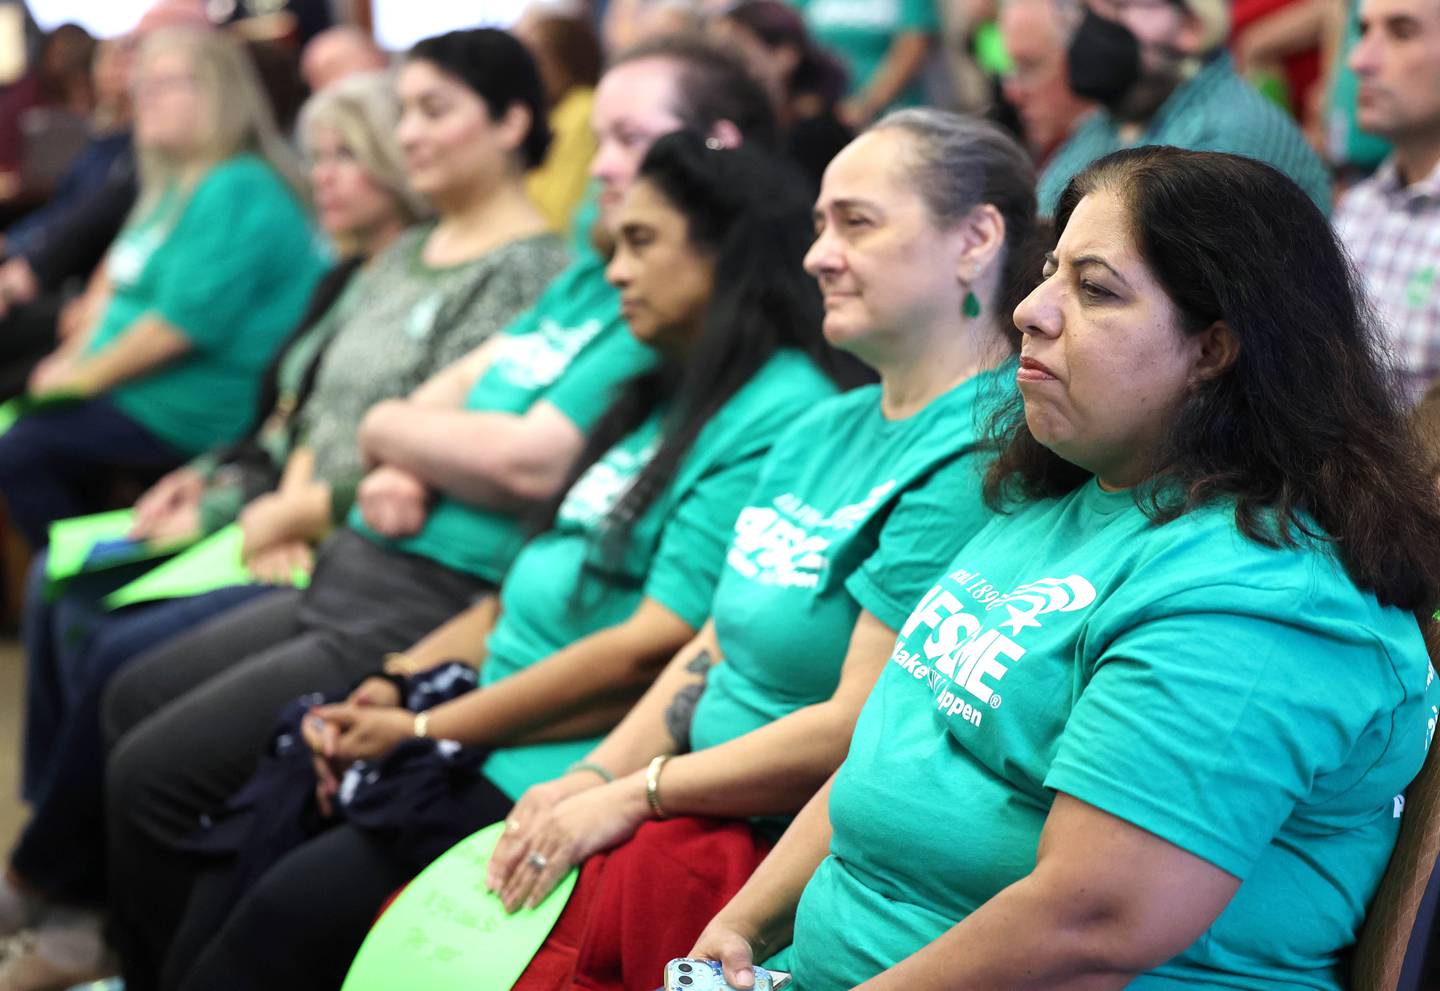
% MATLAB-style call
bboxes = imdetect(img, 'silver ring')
[527,851,549,871]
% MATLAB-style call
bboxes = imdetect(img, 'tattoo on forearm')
[664,648,716,753]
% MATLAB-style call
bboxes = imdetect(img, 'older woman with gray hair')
[474,109,1042,991]
[0,68,427,991]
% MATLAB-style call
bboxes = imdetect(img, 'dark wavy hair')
[407,28,552,169]
[716,0,849,107]
[985,145,1440,612]
[540,131,867,577]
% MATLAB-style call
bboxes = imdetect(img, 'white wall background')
[26,0,530,43]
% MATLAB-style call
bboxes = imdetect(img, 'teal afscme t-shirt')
[789,480,1435,990]
[350,250,656,583]
[89,153,327,453]
[691,366,1012,769]
[479,349,840,799]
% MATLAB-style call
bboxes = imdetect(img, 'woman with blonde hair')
[0,26,329,549]
[0,67,423,991]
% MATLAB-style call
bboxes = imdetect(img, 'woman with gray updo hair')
[483,109,1042,991]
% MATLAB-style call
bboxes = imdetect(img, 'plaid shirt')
[1336,158,1440,400]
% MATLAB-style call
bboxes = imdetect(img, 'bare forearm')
[708,780,836,957]
[426,604,693,747]
[858,33,931,113]
[855,875,1142,991]
[403,596,499,670]
[659,701,852,819]
[68,316,190,393]
[366,406,569,507]
[1237,0,1325,66]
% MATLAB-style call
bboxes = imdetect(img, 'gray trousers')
[101,530,493,991]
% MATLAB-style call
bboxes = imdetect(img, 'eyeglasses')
[132,72,198,97]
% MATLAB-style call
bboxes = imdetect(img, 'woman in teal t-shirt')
[692,148,1440,990]
[160,133,860,991]
[0,28,327,547]
[477,112,1039,991]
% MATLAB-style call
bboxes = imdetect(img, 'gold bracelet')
[383,652,417,676]
[645,754,673,819]
[413,710,430,739]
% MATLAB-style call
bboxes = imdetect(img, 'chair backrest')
[1352,622,1440,991]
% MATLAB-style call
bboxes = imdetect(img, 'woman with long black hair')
[692,146,1440,991]
[157,131,859,991]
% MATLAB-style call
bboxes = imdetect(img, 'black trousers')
[102,531,494,991]
[166,776,513,991]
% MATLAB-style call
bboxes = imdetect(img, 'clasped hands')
[484,769,653,913]
[300,676,415,817]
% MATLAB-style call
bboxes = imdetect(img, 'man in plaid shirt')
[1335,0,1440,401]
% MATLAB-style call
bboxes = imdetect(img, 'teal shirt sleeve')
[643,450,770,630]
[899,0,939,33]
[541,331,649,433]
[149,162,304,349]
[845,457,989,633]
[1044,597,1411,879]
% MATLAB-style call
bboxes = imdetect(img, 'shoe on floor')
[0,879,41,939]
[0,926,116,991]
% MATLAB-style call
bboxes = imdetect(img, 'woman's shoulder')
[697,349,844,459]
[1112,495,1423,653]
[195,152,289,199]
[733,348,842,416]
[484,231,569,273]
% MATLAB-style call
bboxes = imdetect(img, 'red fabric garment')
[1230,0,1322,118]
[513,816,774,991]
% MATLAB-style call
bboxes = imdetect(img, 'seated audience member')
[8,22,568,973]
[0,24,97,206]
[0,37,133,401]
[1334,0,1440,400]
[0,1,220,402]
[2,39,130,272]
[998,0,1094,167]
[790,0,936,126]
[691,146,1440,990]
[516,13,602,234]
[1037,0,1332,213]
[98,36,780,991]
[708,0,854,187]
[157,132,851,991]
[299,24,388,93]
[0,28,329,548]
[0,69,426,991]
[481,111,1038,991]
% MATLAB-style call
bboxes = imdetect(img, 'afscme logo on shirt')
[891,571,1098,728]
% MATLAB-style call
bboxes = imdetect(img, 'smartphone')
[663,958,790,991]
[83,537,144,568]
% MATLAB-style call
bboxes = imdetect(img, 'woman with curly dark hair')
[691,145,1440,991]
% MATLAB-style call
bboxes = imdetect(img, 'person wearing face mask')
[1036,0,1331,214]
[998,0,1096,167]
[691,145,1440,991]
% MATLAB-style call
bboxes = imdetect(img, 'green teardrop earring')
[963,291,981,319]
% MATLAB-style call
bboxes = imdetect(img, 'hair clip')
[705,137,724,150]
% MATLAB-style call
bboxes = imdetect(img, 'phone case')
[663,958,773,991]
